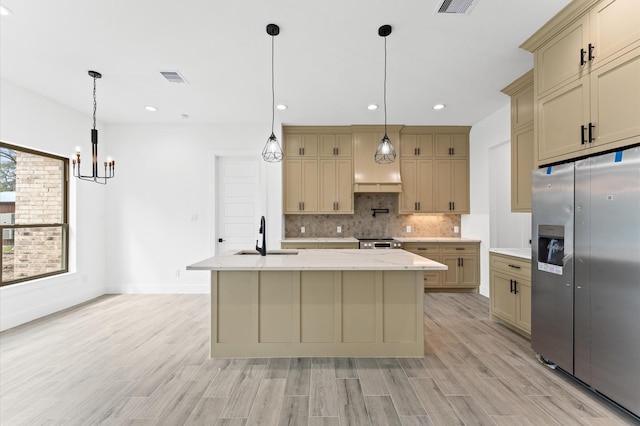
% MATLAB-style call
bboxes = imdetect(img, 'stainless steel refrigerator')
[532,146,640,417]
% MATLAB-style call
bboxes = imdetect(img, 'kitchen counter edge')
[489,248,532,260]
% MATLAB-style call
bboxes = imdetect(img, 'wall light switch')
[301,226,306,233]
[406,225,411,233]
[337,226,342,233]
[454,226,459,233]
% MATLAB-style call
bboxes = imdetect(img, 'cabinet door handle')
[589,123,595,143]
[513,280,518,294]
[455,247,465,251]
[417,201,421,210]
[418,248,426,251]
[414,147,418,156]
[452,202,455,211]
[449,202,452,210]
[588,43,595,62]
[510,279,514,293]
[460,258,464,267]
[301,202,304,211]
[581,125,587,144]
[508,264,521,269]
[417,147,420,155]
[298,147,302,155]
[580,47,586,66]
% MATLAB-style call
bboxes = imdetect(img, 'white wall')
[462,104,508,296]
[104,124,283,293]
[463,104,533,297]
[0,80,108,331]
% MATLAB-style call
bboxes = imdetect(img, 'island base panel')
[211,270,424,358]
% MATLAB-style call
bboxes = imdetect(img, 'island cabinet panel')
[383,272,417,343]
[209,269,425,357]
[259,272,295,343]
[214,271,256,344]
[342,271,376,343]
[300,271,336,343]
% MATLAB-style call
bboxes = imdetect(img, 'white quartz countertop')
[187,249,448,271]
[489,248,532,260]
[394,237,481,243]
[281,237,359,243]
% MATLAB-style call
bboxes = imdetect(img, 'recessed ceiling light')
[0,5,13,16]
[433,104,446,110]
[276,104,287,110]
[145,106,158,112]
[367,104,379,110]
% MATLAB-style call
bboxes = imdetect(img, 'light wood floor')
[1,293,637,425]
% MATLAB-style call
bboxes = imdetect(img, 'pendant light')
[72,70,115,184]
[262,24,284,163]
[374,25,396,164]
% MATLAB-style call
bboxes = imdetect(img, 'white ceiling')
[0,0,571,127]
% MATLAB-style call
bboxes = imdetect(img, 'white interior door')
[216,157,261,253]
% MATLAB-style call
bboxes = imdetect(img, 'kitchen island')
[187,249,446,358]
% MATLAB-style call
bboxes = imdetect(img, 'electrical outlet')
[454,226,459,233]
[301,226,305,233]
[337,226,342,233]
[406,225,411,233]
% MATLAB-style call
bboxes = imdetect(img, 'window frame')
[0,142,69,286]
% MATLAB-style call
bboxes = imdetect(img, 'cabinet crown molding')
[520,0,601,52]
[501,69,534,96]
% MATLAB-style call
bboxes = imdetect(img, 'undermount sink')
[235,250,299,256]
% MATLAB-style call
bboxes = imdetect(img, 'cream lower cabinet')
[281,241,358,249]
[283,159,319,214]
[489,252,531,337]
[404,242,479,292]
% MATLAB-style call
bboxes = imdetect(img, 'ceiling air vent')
[436,0,478,14]
[160,71,188,84]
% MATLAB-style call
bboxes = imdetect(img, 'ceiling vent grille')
[160,71,188,84]
[436,0,478,14]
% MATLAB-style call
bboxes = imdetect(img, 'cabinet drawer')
[491,253,531,279]
[403,243,440,257]
[281,242,319,249]
[441,243,478,254]
[318,242,358,249]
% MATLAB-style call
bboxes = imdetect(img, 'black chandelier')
[72,70,115,184]
[374,25,397,164]
[262,23,284,163]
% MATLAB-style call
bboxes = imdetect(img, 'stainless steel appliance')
[358,238,403,249]
[532,146,640,417]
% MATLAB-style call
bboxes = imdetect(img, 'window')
[0,142,69,286]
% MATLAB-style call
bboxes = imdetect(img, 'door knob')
[218,238,225,243]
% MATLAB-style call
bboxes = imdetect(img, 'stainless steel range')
[358,238,403,249]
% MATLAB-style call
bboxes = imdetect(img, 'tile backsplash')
[284,194,461,238]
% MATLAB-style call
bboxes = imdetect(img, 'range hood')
[352,125,403,193]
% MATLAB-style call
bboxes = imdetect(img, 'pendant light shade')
[374,24,396,164]
[262,23,284,163]
[72,70,116,184]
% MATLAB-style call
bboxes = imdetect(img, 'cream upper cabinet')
[434,159,469,214]
[399,133,434,158]
[435,133,468,158]
[320,133,352,157]
[319,158,353,214]
[502,70,535,212]
[398,159,434,213]
[522,0,640,166]
[283,159,319,214]
[284,133,319,158]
